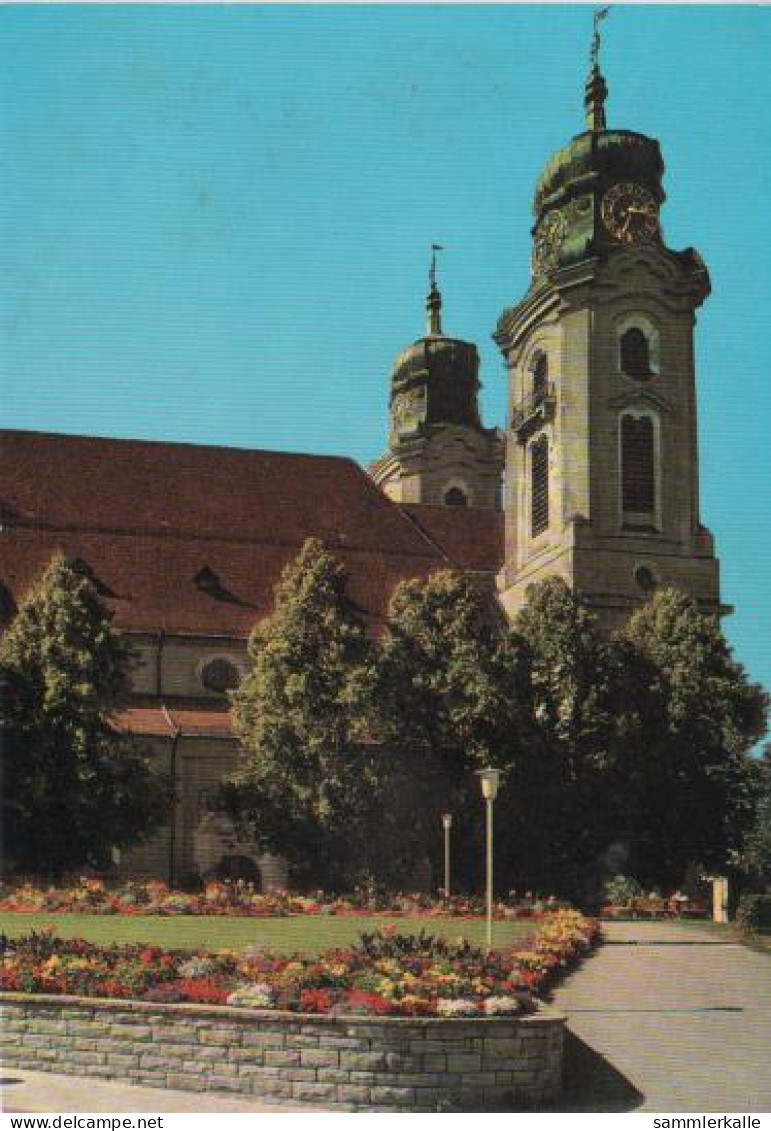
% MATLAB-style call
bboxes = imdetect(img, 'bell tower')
[370,248,503,510]
[495,13,724,629]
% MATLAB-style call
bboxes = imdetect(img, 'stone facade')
[0,995,565,1112]
[371,424,503,510]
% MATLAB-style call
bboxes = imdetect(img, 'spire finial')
[427,243,444,336]
[585,7,610,132]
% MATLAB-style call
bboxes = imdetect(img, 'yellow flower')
[375,959,400,975]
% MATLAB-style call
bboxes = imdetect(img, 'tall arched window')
[531,352,548,400]
[617,315,660,379]
[621,327,653,380]
[621,414,656,518]
[531,435,549,537]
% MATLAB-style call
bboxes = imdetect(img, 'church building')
[0,41,724,885]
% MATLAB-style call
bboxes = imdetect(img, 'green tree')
[623,588,767,885]
[0,554,167,874]
[370,570,534,888]
[511,577,642,896]
[739,750,771,885]
[227,538,375,887]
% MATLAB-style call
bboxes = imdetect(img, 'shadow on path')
[559,1031,644,1112]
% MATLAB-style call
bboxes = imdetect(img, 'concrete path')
[554,921,771,1112]
[1,1069,321,1114]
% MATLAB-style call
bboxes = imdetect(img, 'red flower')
[343,989,394,1015]
[96,979,134,999]
[299,988,333,1014]
[176,978,231,1005]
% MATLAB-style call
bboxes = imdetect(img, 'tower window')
[621,327,654,380]
[444,486,468,508]
[532,352,548,400]
[621,414,655,514]
[531,435,549,537]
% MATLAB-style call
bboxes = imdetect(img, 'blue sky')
[1,4,769,701]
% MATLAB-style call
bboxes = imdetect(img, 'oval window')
[201,658,240,694]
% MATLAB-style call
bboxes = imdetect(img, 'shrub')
[736,893,771,934]
[604,875,643,905]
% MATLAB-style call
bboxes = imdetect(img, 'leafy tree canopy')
[622,588,768,882]
[0,553,167,874]
[367,569,534,888]
[374,569,530,776]
[227,538,375,886]
[738,750,771,883]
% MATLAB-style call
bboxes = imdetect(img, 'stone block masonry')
[0,995,565,1112]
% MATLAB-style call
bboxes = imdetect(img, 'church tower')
[495,17,723,629]
[370,250,503,509]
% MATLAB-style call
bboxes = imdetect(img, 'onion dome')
[388,250,485,446]
[529,11,667,281]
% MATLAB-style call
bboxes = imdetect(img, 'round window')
[200,657,240,693]
[634,565,657,592]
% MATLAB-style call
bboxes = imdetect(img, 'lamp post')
[441,813,453,900]
[477,768,500,954]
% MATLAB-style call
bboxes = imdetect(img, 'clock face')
[391,388,426,437]
[532,209,566,275]
[601,183,660,245]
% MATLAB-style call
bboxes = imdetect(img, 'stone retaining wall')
[1,994,565,1111]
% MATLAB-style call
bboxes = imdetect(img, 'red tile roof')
[0,430,503,638]
[114,706,233,738]
[399,503,504,574]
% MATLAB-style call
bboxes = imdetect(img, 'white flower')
[482,996,521,1016]
[435,998,479,1017]
[178,956,217,979]
[226,982,276,1009]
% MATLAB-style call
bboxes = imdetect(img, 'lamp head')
[477,767,501,801]
[442,812,453,830]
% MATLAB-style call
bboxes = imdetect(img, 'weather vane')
[429,243,444,291]
[591,7,611,70]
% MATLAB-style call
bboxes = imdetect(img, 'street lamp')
[441,813,453,900]
[477,768,501,954]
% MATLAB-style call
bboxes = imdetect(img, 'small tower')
[495,13,724,629]
[370,249,503,510]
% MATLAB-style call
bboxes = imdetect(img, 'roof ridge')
[0,427,364,468]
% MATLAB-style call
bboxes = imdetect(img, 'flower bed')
[0,878,561,920]
[0,910,599,1018]
[600,900,710,920]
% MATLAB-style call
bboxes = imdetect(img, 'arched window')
[621,327,653,380]
[621,414,656,516]
[444,486,468,507]
[531,352,548,400]
[531,435,549,537]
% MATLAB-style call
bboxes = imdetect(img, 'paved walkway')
[553,921,771,1112]
[0,1070,319,1114]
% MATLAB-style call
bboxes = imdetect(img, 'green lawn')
[0,912,535,954]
